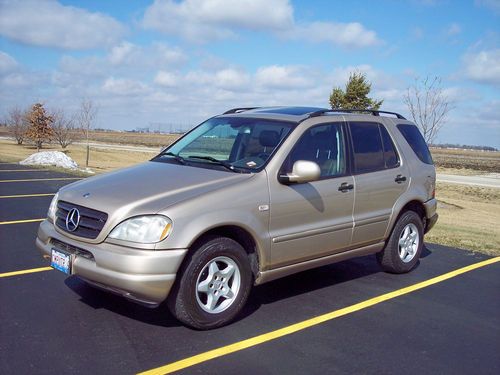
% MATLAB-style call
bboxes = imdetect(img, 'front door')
[267,122,354,268]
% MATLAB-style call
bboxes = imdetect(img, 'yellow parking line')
[0,177,81,183]
[0,169,48,172]
[0,193,55,199]
[0,267,53,278]
[138,256,500,375]
[0,218,45,225]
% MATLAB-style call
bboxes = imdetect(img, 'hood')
[59,161,254,218]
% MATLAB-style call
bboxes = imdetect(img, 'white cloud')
[185,68,250,90]
[255,65,311,90]
[463,49,500,86]
[142,0,381,47]
[290,22,381,48]
[0,51,18,74]
[143,0,293,42]
[154,71,179,87]
[102,77,150,96]
[106,42,187,68]
[108,42,137,65]
[0,0,126,49]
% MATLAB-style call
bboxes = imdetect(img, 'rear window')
[397,124,433,165]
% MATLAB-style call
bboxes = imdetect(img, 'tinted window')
[397,124,433,164]
[350,122,384,173]
[284,123,346,178]
[380,125,400,168]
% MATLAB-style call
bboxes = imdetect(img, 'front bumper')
[36,220,187,306]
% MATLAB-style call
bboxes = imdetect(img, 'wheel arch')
[187,225,261,280]
[386,199,426,239]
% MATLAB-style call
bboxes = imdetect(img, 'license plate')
[51,249,72,275]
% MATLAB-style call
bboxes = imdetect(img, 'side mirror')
[279,160,321,184]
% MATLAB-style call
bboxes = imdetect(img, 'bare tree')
[51,109,79,149]
[76,99,98,167]
[403,76,453,144]
[6,106,29,144]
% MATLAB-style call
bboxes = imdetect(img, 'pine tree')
[329,72,383,110]
[25,103,54,151]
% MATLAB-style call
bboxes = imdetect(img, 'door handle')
[395,174,407,183]
[338,182,354,192]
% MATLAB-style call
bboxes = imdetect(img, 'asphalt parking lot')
[1,163,499,375]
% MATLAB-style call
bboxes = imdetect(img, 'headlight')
[108,215,172,244]
[47,192,59,222]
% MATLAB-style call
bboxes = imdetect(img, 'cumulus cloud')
[154,71,179,87]
[0,0,126,49]
[142,0,381,47]
[102,77,150,96]
[255,65,312,90]
[289,22,381,48]
[143,0,293,42]
[463,49,500,86]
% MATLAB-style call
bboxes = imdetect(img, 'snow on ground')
[20,151,78,170]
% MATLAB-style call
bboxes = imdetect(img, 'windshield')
[155,117,293,171]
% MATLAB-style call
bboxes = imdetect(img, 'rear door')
[268,122,355,268]
[348,121,409,247]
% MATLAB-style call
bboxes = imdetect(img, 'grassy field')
[1,133,499,255]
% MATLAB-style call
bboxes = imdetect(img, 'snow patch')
[20,151,78,170]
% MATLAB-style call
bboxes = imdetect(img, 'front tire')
[377,210,424,274]
[167,236,252,330]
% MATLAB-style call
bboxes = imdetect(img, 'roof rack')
[309,109,406,120]
[223,107,260,115]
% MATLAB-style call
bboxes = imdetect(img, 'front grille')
[50,238,95,260]
[55,200,108,239]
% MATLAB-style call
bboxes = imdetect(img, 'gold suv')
[37,107,438,329]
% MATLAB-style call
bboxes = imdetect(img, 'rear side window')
[397,124,433,165]
[380,125,400,168]
[350,122,399,173]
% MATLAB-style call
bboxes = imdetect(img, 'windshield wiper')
[161,152,187,165]
[187,155,238,172]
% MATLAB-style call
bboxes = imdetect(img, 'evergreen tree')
[329,72,383,110]
[26,103,54,151]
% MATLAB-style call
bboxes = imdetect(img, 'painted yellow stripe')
[0,169,48,172]
[138,256,500,375]
[0,193,55,199]
[0,177,81,183]
[0,218,45,225]
[0,267,53,278]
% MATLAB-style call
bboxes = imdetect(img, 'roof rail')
[309,109,406,120]
[223,107,260,115]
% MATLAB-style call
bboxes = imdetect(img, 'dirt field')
[431,147,500,173]
[1,134,499,255]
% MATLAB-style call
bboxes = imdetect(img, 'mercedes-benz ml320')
[37,107,438,329]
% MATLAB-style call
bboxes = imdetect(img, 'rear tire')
[167,236,252,330]
[377,210,424,274]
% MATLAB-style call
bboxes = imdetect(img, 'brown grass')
[426,183,500,256]
[0,139,151,173]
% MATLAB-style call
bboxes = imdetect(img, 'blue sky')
[0,0,499,147]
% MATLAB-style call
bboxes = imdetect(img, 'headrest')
[259,130,280,147]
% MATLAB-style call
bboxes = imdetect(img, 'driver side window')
[284,123,346,178]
